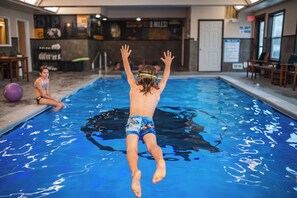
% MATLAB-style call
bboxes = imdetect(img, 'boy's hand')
[121,44,132,59]
[161,50,175,65]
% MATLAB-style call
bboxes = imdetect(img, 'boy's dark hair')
[137,65,159,95]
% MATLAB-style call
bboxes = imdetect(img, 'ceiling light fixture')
[19,0,38,5]
[249,0,260,4]
[44,7,59,12]
[234,5,244,10]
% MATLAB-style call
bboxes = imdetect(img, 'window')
[0,16,11,46]
[295,22,297,54]
[268,11,284,60]
[255,15,265,59]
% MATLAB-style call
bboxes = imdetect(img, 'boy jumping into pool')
[120,44,174,197]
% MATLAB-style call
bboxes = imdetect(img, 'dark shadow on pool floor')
[81,107,224,161]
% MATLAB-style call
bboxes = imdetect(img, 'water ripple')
[1,144,32,157]
[224,163,262,184]
[29,131,40,136]
[239,157,263,173]
[231,137,264,156]
[58,162,97,178]
[60,138,77,146]
[0,170,25,179]
[23,154,38,170]
[286,167,297,192]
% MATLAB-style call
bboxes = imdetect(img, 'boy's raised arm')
[159,50,175,91]
[120,45,135,85]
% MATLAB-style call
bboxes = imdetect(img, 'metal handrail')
[104,51,107,74]
[92,51,108,76]
[91,51,101,71]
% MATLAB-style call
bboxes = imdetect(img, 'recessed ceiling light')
[234,5,245,10]
[19,0,38,5]
[44,7,59,12]
[249,0,260,4]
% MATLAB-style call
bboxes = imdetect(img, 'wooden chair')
[246,52,269,79]
[282,54,297,91]
[289,66,297,91]
[1,62,18,81]
[252,53,275,80]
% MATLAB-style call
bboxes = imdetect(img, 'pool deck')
[1,70,297,135]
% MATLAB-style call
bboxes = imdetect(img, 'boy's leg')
[143,133,166,184]
[126,134,142,197]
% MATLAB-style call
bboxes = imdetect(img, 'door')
[198,21,223,71]
[17,21,26,56]
[17,19,32,72]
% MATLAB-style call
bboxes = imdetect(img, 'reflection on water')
[81,106,226,161]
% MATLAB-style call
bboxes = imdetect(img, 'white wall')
[190,6,252,40]
[0,7,34,38]
[255,0,297,36]
[224,12,253,38]
[0,7,34,71]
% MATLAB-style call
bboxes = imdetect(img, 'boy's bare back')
[129,84,161,118]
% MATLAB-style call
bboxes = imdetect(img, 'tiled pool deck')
[0,71,296,135]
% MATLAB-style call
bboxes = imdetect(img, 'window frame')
[254,14,265,59]
[0,16,12,47]
[267,10,285,61]
[294,21,297,54]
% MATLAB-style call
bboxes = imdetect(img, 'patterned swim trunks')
[125,115,156,139]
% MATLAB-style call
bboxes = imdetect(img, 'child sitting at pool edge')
[120,44,174,197]
[34,66,64,112]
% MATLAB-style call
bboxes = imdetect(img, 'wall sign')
[224,39,240,62]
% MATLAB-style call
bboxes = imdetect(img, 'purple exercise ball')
[3,83,23,102]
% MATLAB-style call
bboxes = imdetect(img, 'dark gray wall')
[0,38,19,56]
[31,39,182,71]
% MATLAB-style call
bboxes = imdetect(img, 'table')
[0,56,29,83]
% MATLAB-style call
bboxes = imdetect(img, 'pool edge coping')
[220,75,297,120]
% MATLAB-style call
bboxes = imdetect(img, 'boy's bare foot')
[152,159,166,184]
[131,170,142,197]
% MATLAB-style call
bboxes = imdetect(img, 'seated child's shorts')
[125,115,156,139]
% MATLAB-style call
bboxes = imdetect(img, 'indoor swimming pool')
[0,78,296,198]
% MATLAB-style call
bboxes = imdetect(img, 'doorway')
[198,20,223,71]
[17,19,32,72]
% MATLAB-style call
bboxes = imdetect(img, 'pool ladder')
[92,51,108,76]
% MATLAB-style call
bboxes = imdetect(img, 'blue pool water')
[0,78,297,198]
